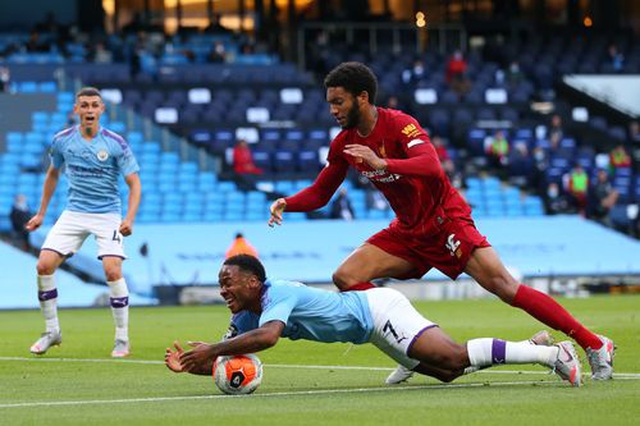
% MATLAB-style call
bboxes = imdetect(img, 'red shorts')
[367,215,490,280]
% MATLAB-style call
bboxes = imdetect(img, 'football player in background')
[165,255,582,387]
[267,62,613,383]
[26,87,141,358]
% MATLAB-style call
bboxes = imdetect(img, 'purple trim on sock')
[492,339,506,364]
[407,324,439,355]
[110,296,129,308]
[38,289,58,301]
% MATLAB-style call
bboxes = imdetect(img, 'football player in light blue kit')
[26,87,141,358]
[165,255,582,387]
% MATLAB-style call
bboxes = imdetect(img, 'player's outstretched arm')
[26,165,59,232]
[268,198,287,227]
[179,321,284,372]
[120,172,141,236]
[165,340,214,375]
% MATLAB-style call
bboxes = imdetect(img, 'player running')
[267,62,613,383]
[165,255,582,387]
[26,87,141,358]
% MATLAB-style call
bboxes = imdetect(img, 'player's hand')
[25,213,44,232]
[180,341,214,372]
[344,144,387,170]
[119,218,133,236]
[268,198,287,227]
[165,341,186,373]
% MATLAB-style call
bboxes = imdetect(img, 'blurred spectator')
[401,59,427,86]
[565,164,589,215]
[442,159,465,190]
[609,144,631,173]
[225,232,259,259]
[205,14,232,34]
[10,194,31,251]
[92,42,113,63]
[330,188,355,220]
[589,169,619,226]
[0,66,10,93]
[432,135,450,162]
[629,120,640,143]
[26,31,46,52]
[506,60,524,87]
[67,111,77,127]
[628,121,640,171]
[543,182,573,215]
[232,140,263,175]
[207,41,227,63]
[607,43,625,73]
[529,147,549,192]
[548,114,564,142]
[445,50,471,95]
[485,130,510,174]
[129,44,142,80]
[367,185,389,211]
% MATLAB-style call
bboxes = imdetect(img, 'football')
[213,354,263,395]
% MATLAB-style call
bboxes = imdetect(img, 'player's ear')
[357,90,370,106]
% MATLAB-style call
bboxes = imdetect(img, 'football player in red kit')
[268,62,614,383]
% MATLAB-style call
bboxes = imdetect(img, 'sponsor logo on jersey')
[360,169,402,183]
[445,233,462,258]
[97,149,109,161]
[401,123,421,139]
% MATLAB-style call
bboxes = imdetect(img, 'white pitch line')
[0,380,566,409]
[1,356,639,378]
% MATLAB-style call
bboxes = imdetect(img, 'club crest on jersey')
[96,150,109,161]
[446,233,462,258]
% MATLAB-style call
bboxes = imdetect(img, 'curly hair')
[224,254,266,283]
[324,61,378,104]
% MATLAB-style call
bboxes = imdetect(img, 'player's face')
[327,87,361,129]
[218,265,259,313]
[74,95,105,128]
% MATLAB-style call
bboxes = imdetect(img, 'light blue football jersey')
[230,279,374,344]
[49,126,139,213]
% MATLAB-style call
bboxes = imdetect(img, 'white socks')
[467,338,558,369]
[37,274,59,333]
[108,278,129,342]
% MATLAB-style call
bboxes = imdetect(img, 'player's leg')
[333,242,416,291]
[30,250,66,354]
[94,213,130,357]
[408,328,582,387]
[31,211,87,355]
[102,256,130,357]
[387,329,555,384]
[464,246,613,379]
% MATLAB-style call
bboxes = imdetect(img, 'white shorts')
[365,287,437,369]
[42,210,126,259]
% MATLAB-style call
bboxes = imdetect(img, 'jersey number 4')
[112,230,122,243]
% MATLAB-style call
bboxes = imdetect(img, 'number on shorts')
[112,230,122,243]
[383,320,408,344]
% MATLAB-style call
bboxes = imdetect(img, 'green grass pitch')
[1,294,639,425]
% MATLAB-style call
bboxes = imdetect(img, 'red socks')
[511,285,602,351]
[341,282,377,292]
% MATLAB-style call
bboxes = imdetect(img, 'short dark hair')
[76,87,102,99]
[224,254,266,283]
[324,62,378,105]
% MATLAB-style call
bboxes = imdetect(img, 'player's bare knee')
[104,268,122,282]
[491,277,519,303]
[36,259,56,275]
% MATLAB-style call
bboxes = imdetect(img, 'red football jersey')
[285,107,471,237]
